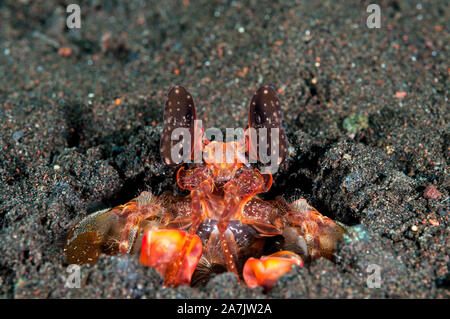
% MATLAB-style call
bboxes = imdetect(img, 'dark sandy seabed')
[0,0,448,299]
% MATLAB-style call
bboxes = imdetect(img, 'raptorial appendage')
[64,191,163,266]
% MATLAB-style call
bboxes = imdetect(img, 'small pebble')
[395,91,407,99]
[58,47,72,57]
[423,185,441,199]
[428,219,439,227]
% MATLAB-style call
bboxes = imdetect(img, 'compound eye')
[247,86,288,166]
[160,86,200,166]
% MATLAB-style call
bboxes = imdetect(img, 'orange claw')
[243,251,304,291]
[140,229,203,286]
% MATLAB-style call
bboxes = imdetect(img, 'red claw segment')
[140,229,203,286]
[243,251,304,291]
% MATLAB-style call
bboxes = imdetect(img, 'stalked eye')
[160,86,201,166]
[247,85,288,166]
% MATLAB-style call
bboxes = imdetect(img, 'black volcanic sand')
[0,0,448,298]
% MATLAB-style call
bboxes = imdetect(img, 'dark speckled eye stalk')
[160,86,199,166]
[248,85,288,166]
